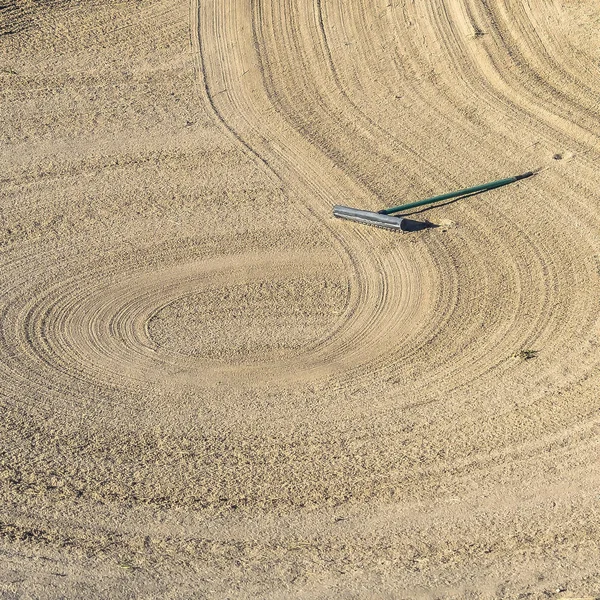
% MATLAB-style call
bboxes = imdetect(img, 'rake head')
[333,205,405,231]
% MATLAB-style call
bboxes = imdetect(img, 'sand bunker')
[2,0,600,597]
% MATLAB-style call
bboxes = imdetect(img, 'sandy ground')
[2,0,600,597]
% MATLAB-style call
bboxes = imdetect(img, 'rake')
[333,172,534,231]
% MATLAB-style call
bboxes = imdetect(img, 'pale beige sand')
[2,0,600,597]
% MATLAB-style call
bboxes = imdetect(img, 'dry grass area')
[2,0,600,597]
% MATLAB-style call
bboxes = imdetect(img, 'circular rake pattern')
[1,242,435,392]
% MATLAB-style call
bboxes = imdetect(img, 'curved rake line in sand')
[0,0,597,440]
[187,0,438,383]
[1,0,431,392]
[380,1,571,391]
[215,0,600,452]
[278,2,580,404]
[246,0,558,400]
[313,0,531,391]
[4,0,598,403]
[1,0,600,530]
[322,1,600,404]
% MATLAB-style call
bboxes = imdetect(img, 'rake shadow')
[399,189,493,218]
[400,218,437,232]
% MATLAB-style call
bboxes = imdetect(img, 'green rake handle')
[380,172,534,215]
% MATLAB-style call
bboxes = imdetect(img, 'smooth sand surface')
[2,0,600,597]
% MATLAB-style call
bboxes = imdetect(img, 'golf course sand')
[2,0,600,597]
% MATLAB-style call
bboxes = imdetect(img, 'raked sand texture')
[2,0,600,598]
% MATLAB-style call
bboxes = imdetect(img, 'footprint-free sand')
[2,0,600,597]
